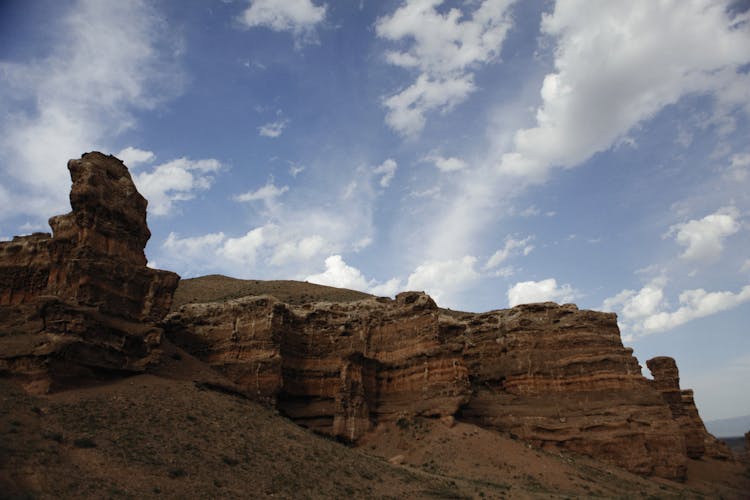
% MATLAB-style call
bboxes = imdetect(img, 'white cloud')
[373,159,398,187]
[405,256,480,305]
[507,278,577,307]
[289,164,305,177]
[667,207,740,261]
[377,0,515,137]
[0,0,184,220]
[258,119,289,138]
[306,254,402,296]
[306,255,371,291]
[270,234,326,266]
[603,279,750,338]
[239,0,326,39]
[602,277,666,321]
[132,157,222,216]
[233,183,289,203]
[742,259,750,273]
[423,154,467,172]
[498,0,750,180]
[382,74,476,137]
[485,235,534,270]
[642,285,750,334]
[116,146,155,168]
[726,152,750,182]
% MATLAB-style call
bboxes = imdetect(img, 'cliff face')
[0,152,179,393]
[164,292,471,442]
[166,297,702,480]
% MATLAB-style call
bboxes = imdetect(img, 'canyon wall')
[165,296,712,480]
[0,152,179,392]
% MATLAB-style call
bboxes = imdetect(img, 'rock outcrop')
[0,152,179,393]
[647,356,732,460]
[164,292,471,442]
[166,298,694,479]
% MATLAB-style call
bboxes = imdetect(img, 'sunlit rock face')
[0,152,179,393]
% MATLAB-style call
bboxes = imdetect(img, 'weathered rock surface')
[166,297,699,480]
[164,292,471,442]
[451,303,686,480]
[0,152,179,392]
[647,356,733,461]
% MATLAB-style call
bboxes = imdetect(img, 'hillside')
[705,415,750,438]
[171,274,373,310]
[3,359,748,499]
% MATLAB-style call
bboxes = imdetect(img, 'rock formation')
[166,298,695,479]
[0,152,729,483]
[647,356,732,460]
[0,152,179,393]
[164,292,471,441]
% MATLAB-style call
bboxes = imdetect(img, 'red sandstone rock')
[0,152,179,392]
[164,292,471,441]
[166,297,693,480]
[646,356,733,461]
[454,303,687,480]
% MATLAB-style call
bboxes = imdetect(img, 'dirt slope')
[2,357,748,499]
[171,275,373,310]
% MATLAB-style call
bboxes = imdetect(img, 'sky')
[1,0,749,422]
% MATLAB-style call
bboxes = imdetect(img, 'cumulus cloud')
[132,157,222,216]
[239,0,326,42]
[642,286,750,333]
[422,154,467,172]
[507,278,577,307]
[405,256,480,305]
[667,207,740,261]
[603,278,750,338]
[233,183,289,203]
[485,235,534,270]
[258,119,289,138]
[602,277,666,322]
[373,159,398,187]
[306,255,371,291]
[0,0,184,221]
[376,0,515,137]
[306,255,402,296]
[116,147,155,168]
[498,0,750,180]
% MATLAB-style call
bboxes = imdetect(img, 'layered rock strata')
[166,298,695,479]
[0,153,179,392]
[447,303,686,479]
[647,356,732,460]
[164,292,471,441]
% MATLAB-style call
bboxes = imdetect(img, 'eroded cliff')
[0,152,179,393]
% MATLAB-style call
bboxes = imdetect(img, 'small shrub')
[396,417,410,430]
[73,437,97,448]
[168,468,187,478]
[42,431,64,443]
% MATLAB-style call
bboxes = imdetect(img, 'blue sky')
[1,0,749,421]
